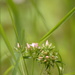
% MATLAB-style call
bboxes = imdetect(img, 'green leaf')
[6,0,22,44]
[0,24,15,59]
[30,0,49,30]
[64,72,75,75]
[4,66,14,75]
[39,7,75,44]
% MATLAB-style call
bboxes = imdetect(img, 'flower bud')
[27,43,30,49]
[46,40,49,46]
[17,43,20,48]
[31,43,38,48]
[44,59,47,62]
[39,57,43,59]
[46,56,49,59]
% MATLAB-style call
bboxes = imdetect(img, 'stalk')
[39,7,75,44]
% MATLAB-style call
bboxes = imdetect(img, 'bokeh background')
[0,0,75,75]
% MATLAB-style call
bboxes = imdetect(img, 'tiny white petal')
[27,43,30,48]
[46,40,49,46]
[17,43,20,48]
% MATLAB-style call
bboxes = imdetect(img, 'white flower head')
[31,43,38,48]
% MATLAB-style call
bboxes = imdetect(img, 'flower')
[31,43,38,48]
[15,40,63,75]
[26,43,30,49]
[46,56,49,59]
[46,40,49,46]
[44,59,47,62]
[39,57,43,59]
[17,43,20,48]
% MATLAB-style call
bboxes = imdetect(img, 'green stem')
[0,36,1,74]
[32,58,35,75]
[7,6,19,43]
[23,59,29,75]
[55,63,63,75]
[21,53,29,75]
[40,65,44,75]
[21,58,26,75]
[39,7,75,44]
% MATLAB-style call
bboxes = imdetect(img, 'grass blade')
[30,0,49,30]
[6,0,22,44]
[4,65,14,75]
[39,7,75,44]
[64,72,75,75]
[7,6,19,43]
[0,24,15,59]
[0,24,23,75]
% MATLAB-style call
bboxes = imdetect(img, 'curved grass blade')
[7,6,19,43]
[4,65,14,75]
[0,25,22,75]
[12,55,23,75]
[64,72,75,75]
[39,7,75,44]
[0,35,1,74]
[0,24,15,59]
[6,0,22,44]
[29,0,49,30]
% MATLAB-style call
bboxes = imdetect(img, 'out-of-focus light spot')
[13,0,25,4]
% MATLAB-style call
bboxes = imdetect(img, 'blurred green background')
[0,0,75,75]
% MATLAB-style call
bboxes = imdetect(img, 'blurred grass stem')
[39,7,75,44]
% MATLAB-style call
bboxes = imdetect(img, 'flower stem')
[32,58,34,75]
[40,65,44,75]
[23,59,29,75]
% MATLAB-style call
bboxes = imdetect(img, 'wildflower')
[44,59,47,62]
[46,56,49,59]
[15,40,63,75]
[46,40,49,46]
[26,43,30,49]
[31,43,38,48]
[49,43,52,47]
[17,43,20,48]
[39,57,43,59]
[14,47,18,51]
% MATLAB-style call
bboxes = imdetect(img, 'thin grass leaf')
[0,24,15,59]
[4,65,14,75]
[64,72,75,75]
[6,1,26,74]
[0,25,22,75]
[6,0,22,44]
[39,7,75,44]
[7,6,19,43]
[21,29,26,45]
[0,35,1,74]
[12,54,23,75]
[30,0,49,30]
